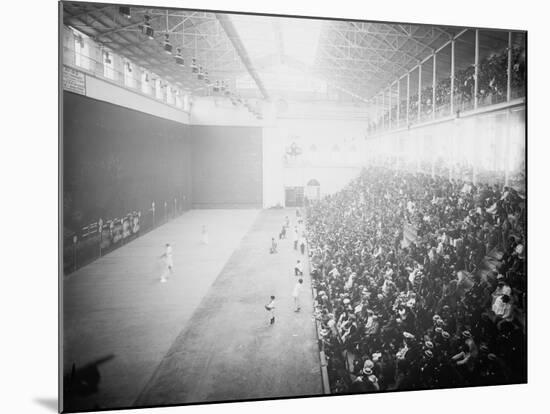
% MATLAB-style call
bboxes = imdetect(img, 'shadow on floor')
[63,354,116,412]
[33,398,57,412]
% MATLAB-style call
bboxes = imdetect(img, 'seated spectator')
[306,166,526,393]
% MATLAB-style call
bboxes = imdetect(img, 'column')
[432,54,437,119]
[450,39,455,114]
[389,87,392,130]
[418,64,422,121]
[504,109,511,186]
[507,31,512,102]
[474,29,479,109]
[397,79,401,128]
[382,91,385,130]
[406,72,410,125]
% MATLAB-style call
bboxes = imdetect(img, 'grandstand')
[60,2,526,412]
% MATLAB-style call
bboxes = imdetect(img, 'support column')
[418,64,422,121]
[375,95,379,132]
[406,72,410,125]
[382,92,385,130]
[432,54,437,119]
[505,109,511,186]
[474,29,479,109]
[389,87,392,130]
[397,79,401,128]
[450,39,455,114]
[506,32,512,102]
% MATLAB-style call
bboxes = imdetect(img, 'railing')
[368,46,526,135]
[63,196,188,276]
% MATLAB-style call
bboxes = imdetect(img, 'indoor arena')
[60,2,526,412]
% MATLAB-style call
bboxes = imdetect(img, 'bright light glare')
[281,18,322,66]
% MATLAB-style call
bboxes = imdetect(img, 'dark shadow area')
[63,354,115,412]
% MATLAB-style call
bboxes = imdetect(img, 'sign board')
[63,65,86,95]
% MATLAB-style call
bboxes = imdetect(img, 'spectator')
[306,166,526,393]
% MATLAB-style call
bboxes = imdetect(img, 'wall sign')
[63,65,86,95]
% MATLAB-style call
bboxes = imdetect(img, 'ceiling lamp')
[204,70,209,83]
[197,66,204,80]
[143,15,154,40]
[163,34,173,54]
[119,6,131,19]
[175,48,184,66]
[213,81,220,93]
[191,58,198,73]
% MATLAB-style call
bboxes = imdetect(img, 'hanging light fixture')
[213,81,220,93]
[197,65,204,80]
[191,58,198,73]
[175,48,184,66]
[142,15,154,40]
[204,70,209,84]
[163,34,173,54]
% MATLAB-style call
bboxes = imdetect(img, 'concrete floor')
[62,209,259,411]
[63,208,322,411]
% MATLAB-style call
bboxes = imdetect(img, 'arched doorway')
[306,179,320,202]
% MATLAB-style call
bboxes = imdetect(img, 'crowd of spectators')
[368,45,526,133]
[306,166,526,393]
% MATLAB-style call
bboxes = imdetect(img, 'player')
[294,259,304,276]
[293,278,303,312]
[159,243,173,282]
[270,237,278,254]
[265,295,276,325]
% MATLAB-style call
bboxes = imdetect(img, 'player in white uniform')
[265,296,276,325]
[293,278,303,312]
[160,243,173,282]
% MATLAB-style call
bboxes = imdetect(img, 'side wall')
[190,126,263,208]
[63,91,192,232]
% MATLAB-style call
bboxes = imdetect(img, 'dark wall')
[190,125,263,208]
[63,91,192,233]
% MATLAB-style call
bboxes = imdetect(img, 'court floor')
[62,208,322,411]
